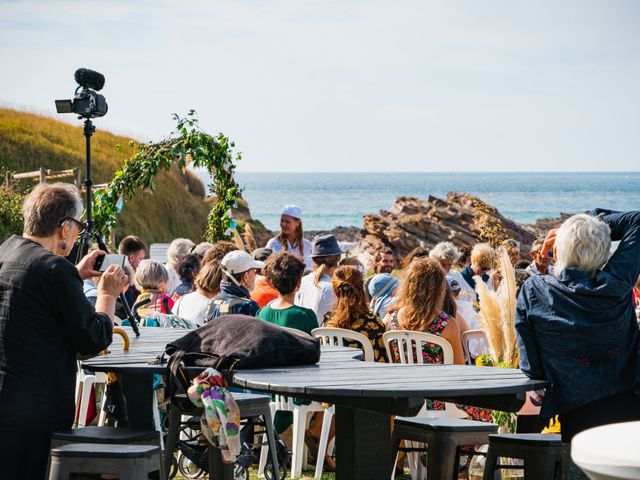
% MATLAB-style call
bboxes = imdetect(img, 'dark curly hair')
[177,254,201,283]
[263,252,306,295]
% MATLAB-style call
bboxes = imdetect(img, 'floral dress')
[323,312,388,363]
[388,311,492,422]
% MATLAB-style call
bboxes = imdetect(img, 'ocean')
[205,172,640,231]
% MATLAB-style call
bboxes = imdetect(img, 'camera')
[55,68,108,118]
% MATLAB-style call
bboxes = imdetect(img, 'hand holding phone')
[94,254,126,272]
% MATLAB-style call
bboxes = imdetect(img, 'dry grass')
[475,246,518,367]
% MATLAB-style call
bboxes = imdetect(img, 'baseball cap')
[281,204,303,219]
[221,250,264,275]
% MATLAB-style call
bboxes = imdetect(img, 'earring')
[60,238,68,252]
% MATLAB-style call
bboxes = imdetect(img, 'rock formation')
[244,191,568,269]
[352,192,538,267]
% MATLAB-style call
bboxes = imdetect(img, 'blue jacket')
[207,281,259,320]
[516,209,640,418]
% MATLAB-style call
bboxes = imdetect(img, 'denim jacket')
[516,210,640,419]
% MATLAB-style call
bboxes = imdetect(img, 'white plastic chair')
[310,327,377,478]
[383,330,466,480]
[257,395,325,479]
[311,327,375,362]
[75,366,109,428]
[461,329,489,365]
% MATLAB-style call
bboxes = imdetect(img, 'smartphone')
[94,254,126,272]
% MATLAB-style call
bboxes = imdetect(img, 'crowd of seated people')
[4,188,637,478]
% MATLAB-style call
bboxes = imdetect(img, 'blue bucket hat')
[368,273,400,317]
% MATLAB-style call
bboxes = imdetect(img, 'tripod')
[74,118,141,336]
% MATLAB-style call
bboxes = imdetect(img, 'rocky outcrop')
[353,192,538,267]
[247,192,569,268]
[528,213,573,233]
[305,226,362,243]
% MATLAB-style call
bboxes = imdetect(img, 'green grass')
[0,108,213,244]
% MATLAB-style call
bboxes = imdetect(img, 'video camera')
[55,68,108,118]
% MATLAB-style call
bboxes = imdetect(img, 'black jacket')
[0,236,113,431]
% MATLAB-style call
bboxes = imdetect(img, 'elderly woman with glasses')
[0,183,128,479]
[516,209,640,443]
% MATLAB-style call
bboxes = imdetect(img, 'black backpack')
[165,314,321,413]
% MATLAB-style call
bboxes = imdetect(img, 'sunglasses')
[58,216,88,234]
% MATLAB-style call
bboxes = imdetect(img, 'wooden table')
[233,361,547,479]
[81,327,361,428]
[83,327,547,479]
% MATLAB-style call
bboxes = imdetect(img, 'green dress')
[256,303,318,432]
[256,304,318,334]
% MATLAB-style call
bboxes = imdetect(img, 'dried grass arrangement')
[474,245,518,368]
[243,224,258,252]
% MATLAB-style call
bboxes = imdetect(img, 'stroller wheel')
[177,451,205,478]
[263,461,287,480]
[233,464,249,480]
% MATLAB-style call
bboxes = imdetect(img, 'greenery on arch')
[93,111,242,242]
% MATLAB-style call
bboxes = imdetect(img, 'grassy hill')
[0,107,212,245]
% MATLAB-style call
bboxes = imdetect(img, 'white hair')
[554,214,611,276]
[166,238,195,265]
[429,242,461,262]
[135,259,169,290]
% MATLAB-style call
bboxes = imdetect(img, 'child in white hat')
[265,204,313,270]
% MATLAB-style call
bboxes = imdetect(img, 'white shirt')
[171,291,211,327]
[295,272,335,325]
[525,261,554,276]
[165,265,181,296]
[266,236,314,271]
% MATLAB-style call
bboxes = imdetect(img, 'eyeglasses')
[58,216,88,234]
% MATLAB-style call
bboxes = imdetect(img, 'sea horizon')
[195,171,640,231]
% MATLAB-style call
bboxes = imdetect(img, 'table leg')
[208,445,234,480]
[119,373,155,429]
[334,405,392,479]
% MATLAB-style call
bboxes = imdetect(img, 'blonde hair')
[313,255,341,286]
[395,257,447,331]
[471,243,496,271]
[22,183,83,237]
[135,259,169,291]
[194,260,222,295]
[554,214,611,276]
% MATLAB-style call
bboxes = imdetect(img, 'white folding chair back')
[312,327,375,362]
[383,330,466,420]
[383,330,454,365]
[461,329,490,365]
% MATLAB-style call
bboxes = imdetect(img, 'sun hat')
[368,273,399,299]
[221,250,264,275]
[447,275,461,293]
[281,205,303,219]
[311,234,343,257]
[251,247,273,262]
[368,273,399,317]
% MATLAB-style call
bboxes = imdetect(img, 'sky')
[1,0,639,173]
